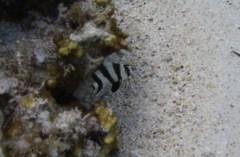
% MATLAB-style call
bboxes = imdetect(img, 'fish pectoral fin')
[111,81,121,92]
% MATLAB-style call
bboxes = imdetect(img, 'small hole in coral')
[99,21,107,28]
[51,87,77,105]
[49,70,82,105]
[39,131,49,139]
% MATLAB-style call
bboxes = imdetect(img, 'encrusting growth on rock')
[0,0,130,156]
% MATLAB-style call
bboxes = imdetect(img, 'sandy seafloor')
[105,0,240,157]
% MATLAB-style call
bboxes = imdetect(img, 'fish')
[73,61,131,109]
[91,61,131,95]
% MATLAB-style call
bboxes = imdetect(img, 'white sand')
[107,0,240,156]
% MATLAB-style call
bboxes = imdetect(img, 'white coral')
[83,139,101,157]
[54,108,87,134]
[14,139,30,153]
[37,111,51,134]
[0,73,17,95]
[70,22,109,43]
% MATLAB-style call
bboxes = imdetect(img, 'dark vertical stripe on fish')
[92,73,103,93]
[113,63,122,80]
[99,64,115,84]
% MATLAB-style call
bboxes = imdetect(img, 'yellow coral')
[57,39,84,58]
[73,47,84,58]
[103,127,118,144]
[93,105,116,131]
[102,33,129,51]
[20,93,36,108]
[103,34,117,48]
[46,78,57,88]
[58,40,76,56]
[92,101,119,147]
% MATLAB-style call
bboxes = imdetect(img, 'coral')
[55,38,85,58]
[0,110,2,128]
[19,93,37,108]
[0,75,17,95]
[53,33,85,58]
[95,0,112,7]
[45,78,57,89]
[0,147,4,157]
[70,22,109,43]
[93,102,117,131]
[1,92,108,157]
[92,101,120,156]
[65,4,89,29]
[102,33,128,51]
[0,109,3,140]
[0,0,129,156]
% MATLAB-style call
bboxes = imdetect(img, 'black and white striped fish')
[73,61,131,109]
[91,61,131,95]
